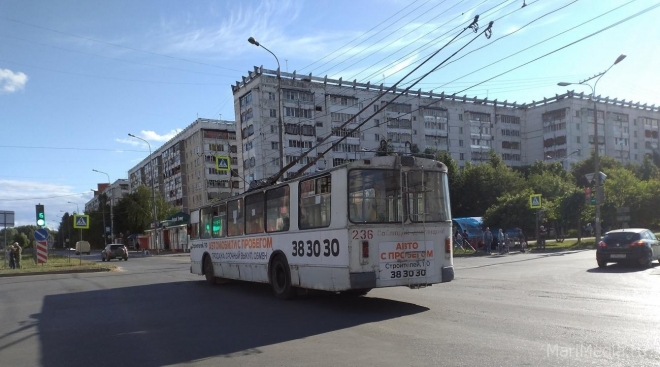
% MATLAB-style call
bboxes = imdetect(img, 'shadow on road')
[586,262,659,273]
[36,281,428,367]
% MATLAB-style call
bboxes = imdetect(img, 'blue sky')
[1,0,659,228]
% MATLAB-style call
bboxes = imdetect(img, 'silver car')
[102,244,128,262]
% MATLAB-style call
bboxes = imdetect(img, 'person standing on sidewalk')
[518,229,526,253]
[13,242,22,269]
[483,227,493,254]
[7,244,15,269]
[539,226,548,250]
[497,228,505,254]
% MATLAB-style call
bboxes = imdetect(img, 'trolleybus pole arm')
[288,20,494,181]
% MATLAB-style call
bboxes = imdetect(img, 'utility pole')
[557,54,626,245]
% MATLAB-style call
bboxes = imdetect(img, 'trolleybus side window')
[299,175,331,229]
[200,206,215,239]
[407,171,450,222]
[211,203,227,238]
[349,169,403,223]
[227,198,244,236]
[266,185,290,232]
[245,192,265,235]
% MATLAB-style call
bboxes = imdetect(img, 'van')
[75,241,91,255]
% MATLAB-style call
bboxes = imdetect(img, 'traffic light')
[36,204,46,226]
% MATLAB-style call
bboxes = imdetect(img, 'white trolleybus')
[189,155,454,299]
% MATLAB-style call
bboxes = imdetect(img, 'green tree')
[570,151,622,187]
[13,232,28,247]
[483,189,538,236]
[114,186,178,236]
[454,151,524,217]
[631,155,659,181]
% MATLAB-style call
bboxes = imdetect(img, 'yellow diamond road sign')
[530,194,542,209]
[216,156,231,172]
[73,214,90,229]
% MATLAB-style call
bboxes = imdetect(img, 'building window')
[460,153,464,160]
[576,136,581,143]
[285,107,313,119]
[270,109,277,117]
[271,142,279,150]
[268,92,276,101]
[459,140,464,147]
[239,92,252,108]
[576,123,580,130]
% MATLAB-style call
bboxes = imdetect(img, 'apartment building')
[127,118,241,215]
[85,180,130,213]
[231,67,660,184]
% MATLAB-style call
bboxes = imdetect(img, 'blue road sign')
[34,228,49,242]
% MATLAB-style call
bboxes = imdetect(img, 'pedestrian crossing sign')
[73,214,90,229]
[216,156,231,172]
[529,194,542,209]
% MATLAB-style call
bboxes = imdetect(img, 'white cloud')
[141,129,183,142]
[0,180,92,227]
[152,0,304,58]
[0,68,28,93]
[116,129,182,149]
[115,138,142,147]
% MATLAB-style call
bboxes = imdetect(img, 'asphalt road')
[1,250,659,367]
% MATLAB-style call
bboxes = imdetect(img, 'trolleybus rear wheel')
[203,255,216,285]
[270,255,295,300]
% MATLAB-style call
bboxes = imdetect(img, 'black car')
[596,228,660,268]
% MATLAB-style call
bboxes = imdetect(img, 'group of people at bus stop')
[454,226,549,254]
[4,242,22,269]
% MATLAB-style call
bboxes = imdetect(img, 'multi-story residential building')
[231,67,660,184]
[85,180,130,213]
[128,118,241,214]
[85,183,110,213]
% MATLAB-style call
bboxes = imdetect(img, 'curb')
[0,267,113,278]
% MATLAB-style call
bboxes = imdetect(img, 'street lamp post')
[128,133,158,253]
[558,54,626,245]
[545,149,580,169]
[93,169,114,244]
[248,36,284,172]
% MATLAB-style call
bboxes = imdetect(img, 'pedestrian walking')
[497,228,505,254]
[483,227,493,254]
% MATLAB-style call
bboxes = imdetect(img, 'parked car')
[102,244,128,262]
[75,241,91,255]
[596,228,660,268]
